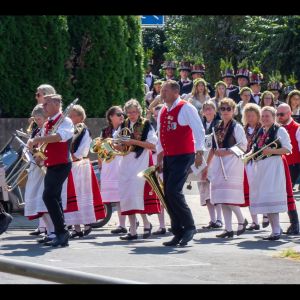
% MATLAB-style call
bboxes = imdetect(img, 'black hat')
[191,64,205,74]
[161,61,177,70]
[267,81,283,92]
[249,72,264,85]
[178,61,191,72]
[221,68,235,79]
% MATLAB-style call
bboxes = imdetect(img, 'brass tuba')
[242,137,281,164]
[138,166,168,213]
[90,127,132,163]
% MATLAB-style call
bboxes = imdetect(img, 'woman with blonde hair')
[247,106,292,240]
[187,78,211,115]
[205,98,248,238]
[211,81,227,111]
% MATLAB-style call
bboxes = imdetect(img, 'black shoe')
[179,228,197,246]
[152,228,166,235]
[83,226,92,236]
[111,226,128,234]
[262,216,270,228]
[143,223,153,239]
[262,234,281,241]
[37,235,54,244]
[120,233,138,241]
[168,228,173,233]
[44,231,70,247]
[246,223,260,231]
[237,219,248,236]
[284,223,299,235]
[202,221,216,229]
[214,220,223,228]
[70,230,84,238]
[163,236,182,246]
[0,212,13,235]
[29,228,46,236]
[216,230,234,238]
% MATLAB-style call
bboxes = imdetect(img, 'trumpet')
[242,137,281,164]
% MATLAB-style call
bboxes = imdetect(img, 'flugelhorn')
[138,166,168,213]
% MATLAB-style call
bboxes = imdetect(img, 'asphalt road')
[1,183,300,284]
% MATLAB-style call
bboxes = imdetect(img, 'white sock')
[251,213,258,225]
[231,205,245,230]
[222,205,233,232]
[268,213,281,235]
[42,213,55,235]
[116,203,126,228]
[141,214,150,229]
[128,215,137,235]
[216,204,223,222]
[38,217,46,232]
[158,208,165,229]
[207,200,216,223]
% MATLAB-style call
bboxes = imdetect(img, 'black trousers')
[289,163,300,186]
[163,153,195,237]
[43,162,72,235]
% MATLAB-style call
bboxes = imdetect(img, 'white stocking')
[157,208,165,229]
[116,202,126,228]
[128,214,137,235]
[141,214,150,229]
[216,204,223,222]
[42,213,55,236]
[222,205,233,232]
[251,213,258,225]
[230,205,245,230]
[268,213,281,235]
[206,200,216,223]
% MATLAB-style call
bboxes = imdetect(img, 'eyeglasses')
[276,112,286,117]
[220,106,232,112]
[115,112,123,117]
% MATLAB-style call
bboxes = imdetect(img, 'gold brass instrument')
[242,137,281,164]
[138,166,168,213]
[33,98,79,160]
[90,127,132,163]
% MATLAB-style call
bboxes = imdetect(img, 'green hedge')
[0,16,144,118]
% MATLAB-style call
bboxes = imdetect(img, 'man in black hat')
[221,69,238,97]
[177,61,193,96]
[190,64,214,97]
[268,81,284,107]
[144,60,158,91]
[249,71,264,105]
[161,61,177,81]
[228,68,255,104]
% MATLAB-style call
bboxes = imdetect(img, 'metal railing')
[0,257,144,284]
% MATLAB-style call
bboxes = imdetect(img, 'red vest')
[160,100,195,156]
[44,114,72,167]
[283,119,300,165]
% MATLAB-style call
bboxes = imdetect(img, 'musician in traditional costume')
[160,61,177,81]
[177,61,193,96]
[267,81,284,108]
[156,80,206,247]
[220,63,238,97]
[118,99,160,241]
[249,69,263,105]
[206,98,248,238]
[99,106,128,234]
[241,103,269,231]
[28,94,76,247]
[64,105,106,238]
[277,103,300,234]
[24,104,57,243]
[247,106,292,240]
[199,100,223,229]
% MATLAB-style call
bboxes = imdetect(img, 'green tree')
[0,16,71,117]
[68,16,144,117]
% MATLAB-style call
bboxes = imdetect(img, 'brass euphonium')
[138,166,168,213]
[90,127,132,163]
[242,137,281,164]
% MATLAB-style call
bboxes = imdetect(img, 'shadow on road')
[128,245,189,255]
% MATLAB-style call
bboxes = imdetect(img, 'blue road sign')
[141,15,164,27]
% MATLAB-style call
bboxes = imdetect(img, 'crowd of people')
[0,58,299,248]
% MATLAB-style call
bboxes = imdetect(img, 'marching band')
[1,59,300,249]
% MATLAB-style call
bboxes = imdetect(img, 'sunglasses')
[220,106,232,112]
[115,112,124,117]
[276,112,286,117]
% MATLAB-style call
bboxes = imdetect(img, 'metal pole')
[0,257,144,284]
